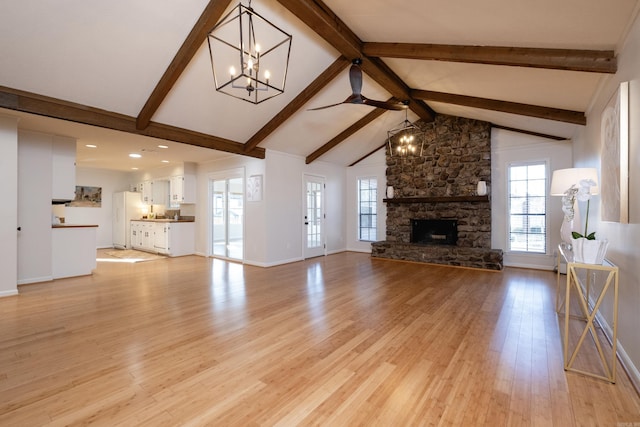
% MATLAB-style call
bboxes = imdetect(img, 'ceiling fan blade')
[308,94,363,111]
[307,101,347,111]
[309,59,404,111]
[361,96,408,111]
[349,62,363,96]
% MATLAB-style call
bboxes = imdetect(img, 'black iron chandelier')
[387,109,425,158]
[207,0,292,104]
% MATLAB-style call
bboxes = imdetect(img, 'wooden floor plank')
[0,251,638,426]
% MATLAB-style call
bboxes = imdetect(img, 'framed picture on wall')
[67,186,102,207]
[247,175,263,202]
[600,81,629,223]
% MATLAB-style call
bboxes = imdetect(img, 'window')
[358,178,377,241]
[508,162,547,253]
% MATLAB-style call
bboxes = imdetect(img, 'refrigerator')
[113,191,142,249]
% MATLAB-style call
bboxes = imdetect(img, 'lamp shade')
[550,168,599,196]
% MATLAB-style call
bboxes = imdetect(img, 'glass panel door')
[304,175,325,259]
[211,175,243,260]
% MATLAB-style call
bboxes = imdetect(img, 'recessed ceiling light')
[129,153,142,158]
[161,160,169,163]
[158,145,169,149]
[131,167,139,170]
[85,144,97,148]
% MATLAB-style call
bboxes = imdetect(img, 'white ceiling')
[1,0,638,171]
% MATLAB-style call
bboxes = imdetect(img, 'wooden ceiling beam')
[276,0,362,59]
[276,0,435,122]
[244,56,350,152]
[363,43,617,74]
[349,142,386,167]
[136,0,234,130]
[305,101,391,164]
[411,89,586,125]
[491,124,569,141]
[0,86,265,159]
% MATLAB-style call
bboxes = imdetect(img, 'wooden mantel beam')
[411,89,586,125]
[0,86,265,159]
[362,43,617,74]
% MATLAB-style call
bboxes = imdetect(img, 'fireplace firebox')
[410,219,458,245]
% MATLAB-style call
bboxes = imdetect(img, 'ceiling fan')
[309,59,407,111]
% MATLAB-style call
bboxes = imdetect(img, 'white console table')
[556,244,619,383]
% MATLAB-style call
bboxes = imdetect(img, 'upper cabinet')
[51,136,76,201]
[140,181,152,205]
[134,162,196,207]
[169,162,196,207]
[152,179,169,206]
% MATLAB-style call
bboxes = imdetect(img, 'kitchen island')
[52,224,98,278]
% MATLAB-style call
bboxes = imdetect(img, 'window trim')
[506,160,549,255]
[357,176,378,242]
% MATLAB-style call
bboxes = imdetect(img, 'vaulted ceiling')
[1,0,638,171]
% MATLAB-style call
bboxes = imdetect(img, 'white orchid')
[576,178,596,202]
[562,178,597,240]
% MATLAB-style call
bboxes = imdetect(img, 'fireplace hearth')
[411,219,458,245]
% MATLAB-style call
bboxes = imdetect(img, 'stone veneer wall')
[371,114,503,270]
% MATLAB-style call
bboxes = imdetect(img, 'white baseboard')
[504,261,555,271]
[18,276,53,285]
[0,289,19,298]
[246,256,305,268]
[594,307,640,393]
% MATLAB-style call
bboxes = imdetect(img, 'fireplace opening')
[411,219,458,245]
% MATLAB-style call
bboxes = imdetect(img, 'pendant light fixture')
[207,0,292,104]
[387,109,425,158]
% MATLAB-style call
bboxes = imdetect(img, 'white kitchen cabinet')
[131,221,153,250]
[131,220,194,256]
[153,223,169,254]
[169,168,196,207]
[140,181,152,205]
[169,175,184,207]
[141,222,153,250]
[166,222,195,256]
[152,179,169,206]
[130,221,142,248]
[51,137,76,201]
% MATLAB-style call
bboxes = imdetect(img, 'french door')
[210,171,243,261]
[304,174,325,259]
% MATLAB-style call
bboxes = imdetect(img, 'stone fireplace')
[371,114,503,270]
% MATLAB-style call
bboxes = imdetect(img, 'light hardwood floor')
[1,251,639,426]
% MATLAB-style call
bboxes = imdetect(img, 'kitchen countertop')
[132,219,195,223]
[52,224,99,228]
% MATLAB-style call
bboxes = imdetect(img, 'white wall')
[491,128,573,270]
[64,167,132,248]
[17,131,54,284]
[304,158,347,255]
[196,153,267,263]
[0,115,19,297]
[195,149,348,267]
[346,149,387,252]
[570,11,640,387]
[264,151,302,265]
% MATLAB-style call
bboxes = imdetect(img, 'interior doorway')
[304,174,325,259]
[210,170,244,261]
